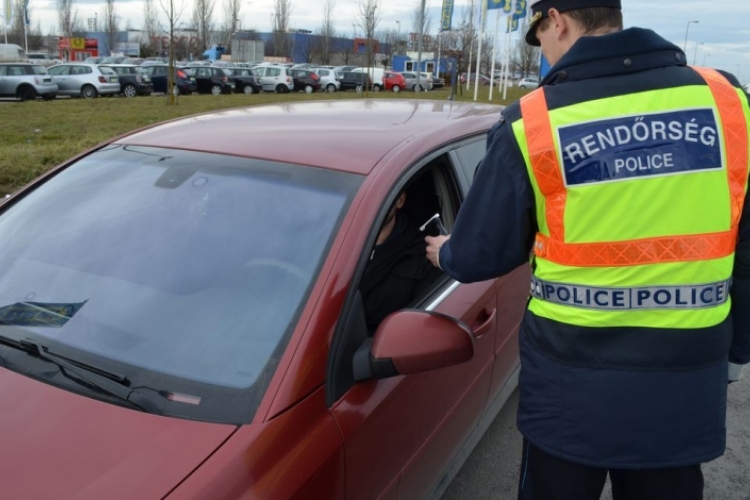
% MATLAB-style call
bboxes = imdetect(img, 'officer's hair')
[538,7,623,35]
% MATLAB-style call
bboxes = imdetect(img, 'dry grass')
[0,85,526,195]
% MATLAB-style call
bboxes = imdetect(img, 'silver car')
[0,63,58,101]
[401,71,433,92]
[47,63,120,98]
[252,64,294,93]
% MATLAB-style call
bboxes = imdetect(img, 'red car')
[384,70,406,93]
[0,100,529,499]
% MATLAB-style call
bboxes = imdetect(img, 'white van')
[351,67,385,91]
[0,44,27,63]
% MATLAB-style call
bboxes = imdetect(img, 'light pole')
[692,42,703,66]
[703,52,710,66]
[1,13,7,45]
[683,20,698,52]
[396,20,401,56]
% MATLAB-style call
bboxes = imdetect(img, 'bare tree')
[356,0,380,85]
[143,0,160,55]
[159,0,185,104]
[218,0,242,54]
[411,0,432,51]
[511,16,540,77]
[272,0,293,59]
[104,0,119,56]
[57,0,78,38]
[438,5,478,93]
[378,28,399,69]
[316,0,335,65]
[192,0,215,53]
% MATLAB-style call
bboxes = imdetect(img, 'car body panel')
[0,63,57,98]
[0,367,236,500]
[47,63,120,97]
[119,100,500,176]
[166,387,345,500]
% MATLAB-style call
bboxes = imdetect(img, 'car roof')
[117,100,500,175]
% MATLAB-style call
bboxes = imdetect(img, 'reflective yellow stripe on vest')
[515,67,750,328]
[522,67,747,266]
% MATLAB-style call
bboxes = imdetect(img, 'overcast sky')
[14,0,750,82]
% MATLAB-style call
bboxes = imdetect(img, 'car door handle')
[471,307,496,338]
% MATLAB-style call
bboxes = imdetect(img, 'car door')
[448,136,529,410]
[47,65,72,94]
[328,152,499,500]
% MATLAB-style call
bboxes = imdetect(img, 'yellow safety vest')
[511,67,750,328]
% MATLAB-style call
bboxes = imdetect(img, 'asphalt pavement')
[442,376,750,500]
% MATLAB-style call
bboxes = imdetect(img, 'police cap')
[525,0,622,46]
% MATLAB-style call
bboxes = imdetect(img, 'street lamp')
[703,52,710,66]
[692,42,704,66]
[683,20,698,52]
[396,20,401,55]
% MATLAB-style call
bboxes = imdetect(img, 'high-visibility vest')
[512,67,750,328]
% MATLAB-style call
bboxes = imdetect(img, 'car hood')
[0,367,237,500]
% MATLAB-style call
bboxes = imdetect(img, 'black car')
[338,71,371,92]
[226,67,261,95]
[290,69,321,93]
[141,64,197,95]
[106,64,154,97]
[192,66,235,95]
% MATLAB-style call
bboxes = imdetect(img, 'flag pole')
[473,0,487,101]
[465,0,475,91]
[489,7,501,100]
[502,17,511,100]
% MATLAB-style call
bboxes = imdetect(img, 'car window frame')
[325,145,467,405]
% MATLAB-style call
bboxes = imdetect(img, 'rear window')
[98,66,116,75]
[30,65,47,75]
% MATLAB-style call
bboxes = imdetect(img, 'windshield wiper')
[0,333,160,414]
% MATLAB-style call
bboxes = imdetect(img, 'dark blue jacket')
[439,27,750,468]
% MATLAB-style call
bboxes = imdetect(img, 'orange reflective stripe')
[534,230,737,267]
[522,70,748,268]
[692,66,749,227]
[521,88,566,241]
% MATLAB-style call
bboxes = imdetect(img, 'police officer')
[425,1,750,499]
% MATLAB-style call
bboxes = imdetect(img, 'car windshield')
[0,145,362,423]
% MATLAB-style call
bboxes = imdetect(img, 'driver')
[360,191,444,335]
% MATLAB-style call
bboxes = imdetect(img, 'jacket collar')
[541,28,687,85]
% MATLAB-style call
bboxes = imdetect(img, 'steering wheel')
[241,258,312,283]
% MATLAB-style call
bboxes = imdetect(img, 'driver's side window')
[359,159,458,336]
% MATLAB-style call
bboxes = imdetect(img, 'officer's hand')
[729,362,746,384]
[426,235,450,269]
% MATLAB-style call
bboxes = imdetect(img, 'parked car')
[26,53,62,67]
[141,64,197,94]
[459,72,498,86]
[290,68,321,93]
[383,71,406,92]
[226,67,261,94]
[433,76,446,89]
[401,71,433,92]
[338,71,372,92]
[332,65,359,76]
[352,67,389,92]
[310,67,340,93]
[252,64,294,93]
[0,99,528,500]
[192,66,235,95]
[517,77,540,89]
[0,43,26,63]
[121,57,145,66]
[0,63,57,100]
[100,56,128,64]
[106,64,154,97]
[46,63,120,98]
[84,56,107,64]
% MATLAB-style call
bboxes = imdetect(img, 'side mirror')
[353,310,474,381]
